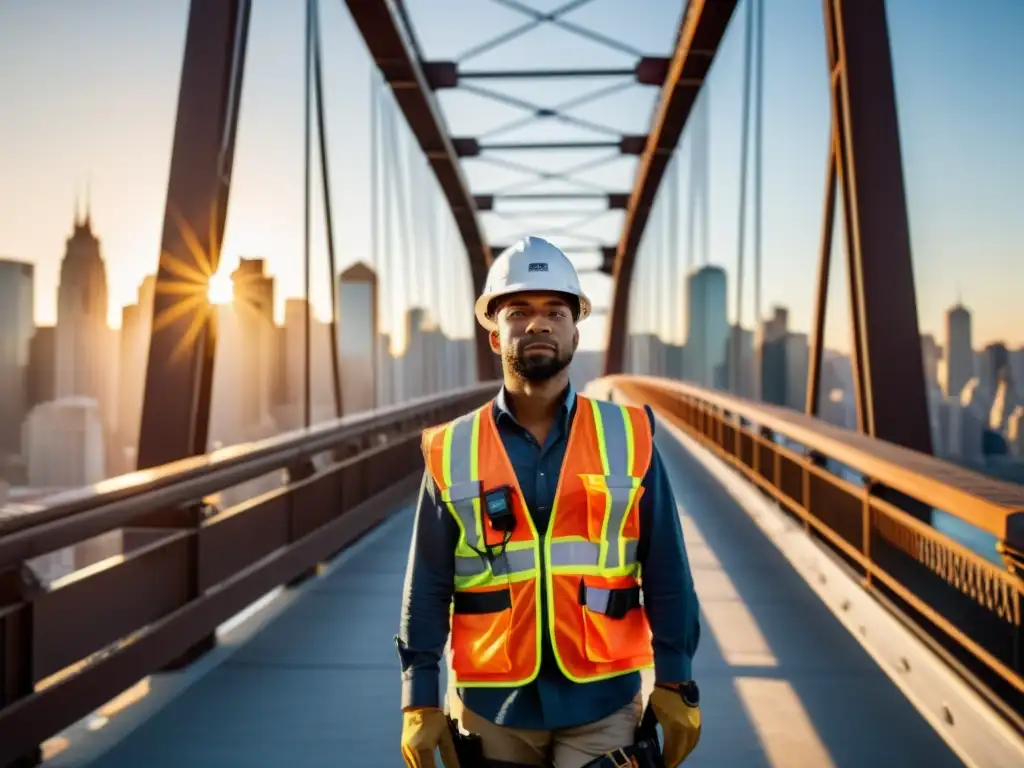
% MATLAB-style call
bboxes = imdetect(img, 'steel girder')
[345,0,495,380]
[138,0,251,469]
[603,0,738,376]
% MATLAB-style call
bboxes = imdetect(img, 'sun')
[207,269,234,305]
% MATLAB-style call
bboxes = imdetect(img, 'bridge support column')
[816,0,932,454]
[0,598,38,767]
[135,0,252,668]
[137,0,250,470]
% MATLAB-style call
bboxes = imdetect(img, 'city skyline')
[1,0,1021,353]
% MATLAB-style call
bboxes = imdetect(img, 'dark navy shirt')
[396,383,701,730]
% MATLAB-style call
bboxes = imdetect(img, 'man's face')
[490,292,579,382]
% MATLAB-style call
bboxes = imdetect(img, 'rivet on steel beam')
[473,195,495,211]
[452,137,481,157]
[421,60,459,89]
[600,246,617,274]
[607,193,630,210]
[635,56,670,86]
[619,135,647,155]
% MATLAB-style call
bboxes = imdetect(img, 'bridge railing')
[607,374,1024,722]
[0,382,498,765]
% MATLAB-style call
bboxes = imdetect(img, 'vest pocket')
[579,574,651,664]
[579,474,644,546]
[450,586,513,676]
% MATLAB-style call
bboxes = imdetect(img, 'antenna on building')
[84,173,93,229]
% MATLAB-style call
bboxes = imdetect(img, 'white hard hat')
[475,236,592,331]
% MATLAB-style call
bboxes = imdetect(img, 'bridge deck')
[50,430,961,767]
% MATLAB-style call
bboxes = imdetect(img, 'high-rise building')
[683,265,728,389]
[338,263,378,414]
[760,306,789,405]
[0,259,34,460]
[920,334,942,392]
[115,276,156,473]
[944,303,973,399]
[54,201,113,437]
[725,325,755,398]
[231,258,275,427]
[23,397,105,487]
[784,332,810,412]
[982,342,1010,395]
[27,326,56,407]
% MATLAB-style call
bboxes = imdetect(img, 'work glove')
[650,684,701,766]
[401,706,461,768]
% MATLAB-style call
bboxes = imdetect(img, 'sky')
[0,0,1021,354]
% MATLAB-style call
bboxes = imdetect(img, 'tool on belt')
[444,701,666,768]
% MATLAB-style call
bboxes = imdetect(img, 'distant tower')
[54,186,114,444]
[944,302,973,400]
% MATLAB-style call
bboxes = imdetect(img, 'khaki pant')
[448,691,642,768]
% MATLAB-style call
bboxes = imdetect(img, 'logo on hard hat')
[528,263,548,272]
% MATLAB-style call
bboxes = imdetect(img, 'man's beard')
[505,339,573,382]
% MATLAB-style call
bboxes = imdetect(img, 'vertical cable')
[383,96,410,400]
[753,0,765,331]
[369,68,380,409]
[701,94,710,267]
[302,0,313,428]
[731,0,755,394]
[311,0,343,418]
[381,83,394,404]
[667,153,681,374]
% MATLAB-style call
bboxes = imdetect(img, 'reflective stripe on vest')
[439,408,537,586]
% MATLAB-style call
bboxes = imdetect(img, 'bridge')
[1,0,1022,765]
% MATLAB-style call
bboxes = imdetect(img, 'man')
[397,236,701,768]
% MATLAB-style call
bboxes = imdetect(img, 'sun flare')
[207,270,234,304]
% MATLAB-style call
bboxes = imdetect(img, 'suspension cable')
[667,152,680,372]
[380,84,395,405]
[302,0,313,428]
[753,0,765,335]
[369,67,380,409]
[311,0,343,418]
[731,0,755,395]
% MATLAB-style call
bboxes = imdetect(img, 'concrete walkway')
[53,428,961,767]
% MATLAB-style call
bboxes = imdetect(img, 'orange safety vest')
[421,393,655,687]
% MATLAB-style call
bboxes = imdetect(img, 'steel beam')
[603,0,738,375]
[137,0,250,470]
[824,0,931,453]
[345,0,493,381]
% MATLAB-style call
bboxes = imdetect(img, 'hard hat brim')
[474,285,592,331]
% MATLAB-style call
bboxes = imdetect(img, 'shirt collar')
[494,381,577,428]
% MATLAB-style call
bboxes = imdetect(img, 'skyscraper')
[684,265,728,389]
[231,258,275,426]
[0,259,34,462]
[115,276,156,472]
[54,201,112,423]
[27,326,56,408]
[944,303,973,399]
[338,262,378,414]
[760,306,789,405]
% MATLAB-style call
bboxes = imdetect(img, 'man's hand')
[650,683,701,766]
[401,706,461,768]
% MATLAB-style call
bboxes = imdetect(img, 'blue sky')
[0,0,1020,353]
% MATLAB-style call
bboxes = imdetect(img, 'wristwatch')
[657,680,700,707]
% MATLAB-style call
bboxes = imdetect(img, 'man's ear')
[572,327,579,351]
[489,329,501,354]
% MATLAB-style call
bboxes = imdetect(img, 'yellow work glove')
[650,684,702,766]
[401,707,461,768]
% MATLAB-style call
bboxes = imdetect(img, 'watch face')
[680,681,700,707]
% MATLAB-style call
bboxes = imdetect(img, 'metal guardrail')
[0,383,498,766]
[609,375,1024,727]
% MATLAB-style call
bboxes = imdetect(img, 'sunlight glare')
[207,270,234,304]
